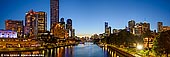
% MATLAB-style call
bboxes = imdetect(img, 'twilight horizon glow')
[0,0,170,37]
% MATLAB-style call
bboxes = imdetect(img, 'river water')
[1,42,112,57]
[52,42,111,57]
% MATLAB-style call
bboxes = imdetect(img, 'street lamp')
[137,45,143,50]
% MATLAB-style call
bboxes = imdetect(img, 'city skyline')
[0,0,170,37]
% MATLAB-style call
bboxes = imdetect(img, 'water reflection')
[1,42,111,57]
[55,42,110,57]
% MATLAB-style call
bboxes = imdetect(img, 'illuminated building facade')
[50,0,59,28]
[51,23,67,38]
[104,22,111,36]
[25,10,47,38]
[108,26,111,35]
[5,20,24,38]
[142,22,150,33]
[0,30,17,38]
[66,19,72,30]
[105,26,111,36]
[105,21,108,33]
[66,19,73,38]
[158,22,163,32]
[0,38,42,48]
[50,18,72,39]
[25,10,38,37]
[134,22,150,35]
[60,18,65,28]
[134,23,143,35]
[143,36,154,48]
[37,12,47,34]
[72,29,75,38]
[158,22,170,32]
[162,26,170,31]
[128,20,135,33]
[127,20,150,35]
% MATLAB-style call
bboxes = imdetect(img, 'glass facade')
[5,20,24,38]
[50,0,59,28]
[0,30,17,38]
[25,10,47,37]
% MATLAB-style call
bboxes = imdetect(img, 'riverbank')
[0,42,79,52]
[96,42,142,57]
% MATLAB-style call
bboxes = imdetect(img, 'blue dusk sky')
[0,0,170,37]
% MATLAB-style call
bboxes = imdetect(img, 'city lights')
[137,45,143,50]
[0,0,170,57]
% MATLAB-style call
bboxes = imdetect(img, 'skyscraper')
[128,20,135,33]
[60,17,64,23]
[25,10,47,37]
[5,20,24,38]
[66,19,72,30]
[104,21,111,36]
[105,21,108,33]
[60,18,65,28]
[72,29,75,38]
[66,19,72,38]
[158,22,163,32]
[108,26,111,36]
[142,22,150,33]
[134,23,143,35]
[134,22,150,35]
[157,22,170,32]
[25,10,37,37]
[50,0,59,28]
[37,11,47,33]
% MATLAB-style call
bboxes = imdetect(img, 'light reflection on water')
[1,42,111,57]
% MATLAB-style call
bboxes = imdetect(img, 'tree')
[153,30,170,56]
[101,29,137,47]
[152,34,162,56]
[101,36,107,43]
[142,30,152,38]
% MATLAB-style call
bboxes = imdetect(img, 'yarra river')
[1,42,118,57]
[52,42,111,57]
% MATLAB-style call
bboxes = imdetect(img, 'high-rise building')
[60,17,64,23]
[104,22,111,36]
[128,20,135,28]
[25,10,47,37]
[158,22,170,32]
[5,20,24,38]
[128,20,135,33]
[134,22,150,35]
[105,21,108,33]
[51,23,67,38]
[108,26,111,35]
[134,23,143,35]
[158,22,163,32]
[66,19,72,29]
[60,18,65,28]
[25,10,38,37]
[105,27,110,36]
[142,22,150,33]
[72,29,75,38]
[37,11,47,33]
[50,0,59,28]
[66,19,72,38]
